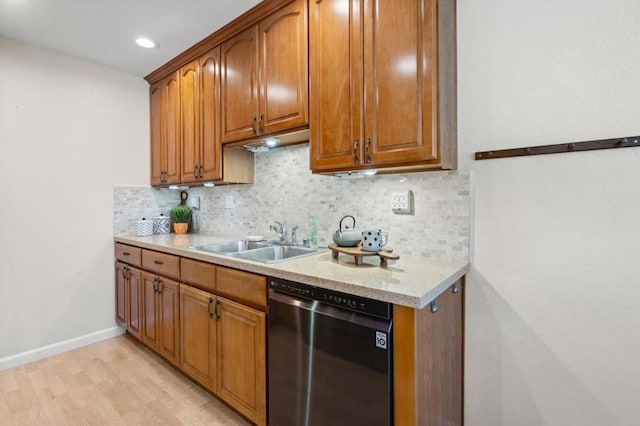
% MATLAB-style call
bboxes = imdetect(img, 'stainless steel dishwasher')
[268,277,393,426]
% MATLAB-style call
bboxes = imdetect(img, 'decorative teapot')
[332,215,362,247]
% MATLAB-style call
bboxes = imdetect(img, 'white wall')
[458,0,640,424]
[0,37,149,362]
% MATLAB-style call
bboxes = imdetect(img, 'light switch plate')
[391,190,413,214]
[187,196,200,210]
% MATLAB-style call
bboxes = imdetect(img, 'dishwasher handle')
[269,290,392,331]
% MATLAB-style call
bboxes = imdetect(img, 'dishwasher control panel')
[269,277,391,319]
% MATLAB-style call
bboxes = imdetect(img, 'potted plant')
[169,205,193,234]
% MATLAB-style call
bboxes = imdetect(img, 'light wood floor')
[0,334,250,425]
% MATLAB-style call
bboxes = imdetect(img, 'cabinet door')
[158,278,180,367]
[258,0,308,135]
[127,267,142,340]
[150,83,164,185]
[180,60,201,183]
[309,0,364,172]
[363,0,438,166]
[141,272,159,348]
[199,47,223,181]
[221,26,259,143]
[180,284,216,391]
[150,71,181,186]
[217,297,266,426]
[115,262,127,327]
[164,71,181,184]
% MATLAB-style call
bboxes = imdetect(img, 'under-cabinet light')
[264,137,280,148]
[203,182,216,187]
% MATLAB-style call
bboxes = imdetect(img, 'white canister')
[153,214,171,234]
[135,219,154,236]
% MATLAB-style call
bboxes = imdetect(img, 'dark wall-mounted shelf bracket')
[475,135,640,161]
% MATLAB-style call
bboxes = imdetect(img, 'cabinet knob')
[430,299,440,313]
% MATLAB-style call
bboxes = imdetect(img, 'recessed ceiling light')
[135,37,157,49]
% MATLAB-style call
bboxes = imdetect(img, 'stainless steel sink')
[230,245,322,263]
[190,240,273,253]
[189,240,324,263]
[190,239,324,263]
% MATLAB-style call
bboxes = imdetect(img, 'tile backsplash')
[114,144,472,262]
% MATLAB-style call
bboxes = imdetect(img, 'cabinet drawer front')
[142,250,180,280]
[115,243,142,267]
[216,267,266,309]
[181,258,216,293]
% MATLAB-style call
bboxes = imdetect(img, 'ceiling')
[0,0,261,77]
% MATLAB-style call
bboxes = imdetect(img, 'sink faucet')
[270,221,287,244]
[291,225,299,246]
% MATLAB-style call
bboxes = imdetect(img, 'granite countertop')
[114,233,469,309]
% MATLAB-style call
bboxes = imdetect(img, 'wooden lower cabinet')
[394,278,464,426]
[141,272,181,367]
[216,297,266,426]
[180,284,217,391]
[179,283,267,426]
[115,261,142,340]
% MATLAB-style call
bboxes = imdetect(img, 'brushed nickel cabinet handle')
[365,138,372,164]
[153,260,163,265]
[354,139,360,164]
[152,278,158,293]
[122,252,130,256]
[208,297,214,319]
[215,299,220,321]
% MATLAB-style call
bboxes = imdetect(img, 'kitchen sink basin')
[190,240,325,263]
[190,240,273,253]
[230,245,322,263]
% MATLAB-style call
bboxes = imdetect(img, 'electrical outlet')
[391,190,413,213]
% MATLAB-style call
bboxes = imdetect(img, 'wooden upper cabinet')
[222,0,309,144]
[199,47,223,181]
[310,0,457,173]
[221,26,259,143]
[309,0,363,171]
[258,0,308,135]
[181,49,223,184]
[150,71,181,185]
[180,60,200,183]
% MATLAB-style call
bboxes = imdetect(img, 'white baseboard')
[0,326,125,372]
